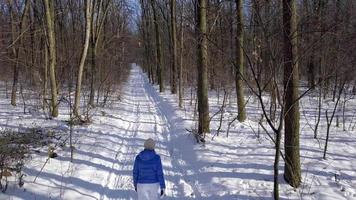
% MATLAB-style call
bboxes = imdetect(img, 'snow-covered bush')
[0,130,30,192]
[0,128,59,192]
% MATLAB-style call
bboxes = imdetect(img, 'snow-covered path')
[90,65,196,199]
[3,65,197,200]
[2,65,356,200]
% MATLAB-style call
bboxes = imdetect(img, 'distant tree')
[88,0,111,107]
[140,0,154,84]
[150,0,164,92]
[170,0,177,94]
[178,2,184,108]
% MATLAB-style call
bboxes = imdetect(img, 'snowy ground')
[1,64,356,200]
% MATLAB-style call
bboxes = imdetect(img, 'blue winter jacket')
[133,149,166,189]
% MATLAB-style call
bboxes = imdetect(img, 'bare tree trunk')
[197,0,210,138]
[178,3,184,108]
[323,81,344,159]
[273,130,281,200]
[229,0,234,75]
[314,82,322,138]
[43,0,59,117]
[74,0,93,116]
[282,0,301,188]
[235,0,246,122]
[145,1,155,84]
[9,1,17,106]
[304,0,315,90]
[332,0,341,103]
[307,60,315,89]
[170,0,177,94]
[9,0,30,106]
[151,0,164,92]
[88,0,110,107]
[314,0,326,138]
[43,41,48,108]
[140,0,155,84]
[89,36,96,106]
[140,0,150,83]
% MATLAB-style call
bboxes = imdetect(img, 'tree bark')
[178,2,184,108]
[273,130,281,200]
[151,0,164,92]
[89,34,96,106]
[43,0,59,117]
[197,0,210,137]
[9,2,18,106]
[89,0,97,106]
[9,0,30,106]
[74,0,93,116]
[170,0,177,94]
[88,0,110,106]
[235,0,247,122]
[43,41,48,108]
[140,0,150,83]
[323,81,344,159]
[282,0,301,188]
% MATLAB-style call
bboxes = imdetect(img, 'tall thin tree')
[9,0,30,106]
[150,0,164,92]
[89,0,111,106]
[43,0,59,117]
[74,0,93,116]
[282,0,301,188]
[170,0,177,94]
[235,0,246,122]
[178,2,184,108]
[197,0,210,138]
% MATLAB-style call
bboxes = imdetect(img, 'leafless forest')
[0,0,356,199]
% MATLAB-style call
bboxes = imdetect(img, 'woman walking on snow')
[133,138,166,200]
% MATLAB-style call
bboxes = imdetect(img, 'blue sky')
[126,0,141,32]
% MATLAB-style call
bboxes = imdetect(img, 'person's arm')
[157,156,166,189]
[133,156,139,191]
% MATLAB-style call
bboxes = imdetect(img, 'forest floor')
[1,65,356,200]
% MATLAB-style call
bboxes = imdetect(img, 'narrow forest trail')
[20,65,197,200]
[63,65,197,200]
[90,65,197,199]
